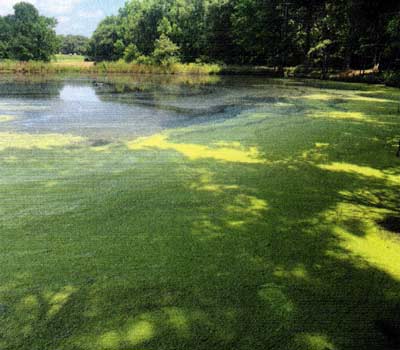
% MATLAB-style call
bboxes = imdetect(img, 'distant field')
[54,54,87,63]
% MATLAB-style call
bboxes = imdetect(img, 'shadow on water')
[378,216,400,234]
[2,155,400,350]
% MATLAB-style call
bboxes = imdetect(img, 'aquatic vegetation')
[324,202,400,280]
[314,111,367,121]
[295,333,336,350]
[1,77,400,350]
[318,162,400,185]
[0,132,84,151]
[301,93,337,101]
[127,134,265,164]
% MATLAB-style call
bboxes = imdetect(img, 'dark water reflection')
[0,75,303,140]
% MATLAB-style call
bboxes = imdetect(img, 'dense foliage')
[58,35,89,55]
[87,0,400,72]
[0,2,58,61]
[1,0,400,79]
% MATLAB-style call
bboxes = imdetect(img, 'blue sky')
[0,0,126,36]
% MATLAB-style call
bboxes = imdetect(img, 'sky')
[0,0,126,36]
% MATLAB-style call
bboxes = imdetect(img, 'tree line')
[87,0,400,72]
[58,35,90,56]
[1,0,400,75]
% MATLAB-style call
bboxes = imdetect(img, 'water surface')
[0,75,314,140]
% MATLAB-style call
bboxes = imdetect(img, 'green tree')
[58,35,90,55]
[308,39,333,78]
[0,16,12,59]
[124,43,140,62]
[231,0,284,65]
[120,0,165,56]
[385,14,400,69]
[152,33,180,64]
[4,2,58,61]
[87,16,123,61]
[86,0,400,73]
[204,0,238,63]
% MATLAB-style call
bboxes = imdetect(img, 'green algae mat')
[1,76,400,350]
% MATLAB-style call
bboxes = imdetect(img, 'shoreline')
[0,60,394,87]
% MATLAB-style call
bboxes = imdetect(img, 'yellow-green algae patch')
[295,333,336,350]
[97,318,155,349]
[324,202,400,281]
[0,115,15,122]
[45,285,77,318]
[314,111,367,121]
[1,78,400,350]
[309,110,394,125]
[333,225,400,281]
[301,92,393,104]
[127,133,266,164]
[0,132,84,151]
[318,162,400,185]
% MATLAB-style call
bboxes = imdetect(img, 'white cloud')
[56,15,71,24]
[77,9,103,19]
[39,0,82,15]
[0,0,115,36]
[0,0,82,16]
[0,0,37,15]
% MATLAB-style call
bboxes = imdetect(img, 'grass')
[0,59,283,76]
[0,59,221,75]
[0,59,388,84]
[54,54,86,63]
[1,77,400,350]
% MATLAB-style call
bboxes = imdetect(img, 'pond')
[0,75,365,141]
[1,74,400,350]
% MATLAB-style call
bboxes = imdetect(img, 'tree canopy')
[86,0,400,71]
[0,2,58,61]
[58,35,89,56]
[1,0,400,72]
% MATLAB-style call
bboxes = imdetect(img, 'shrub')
[123,44,140,63]
[152,34,180,65]
[383,71,400,87]
[135,55,153,65]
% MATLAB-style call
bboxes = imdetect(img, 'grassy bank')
[54,54,86,63]
[1,77,400,349]
[0,59,289,77]
[0,59,397,86]
[286,65,392,85]
[0,59,221,75]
